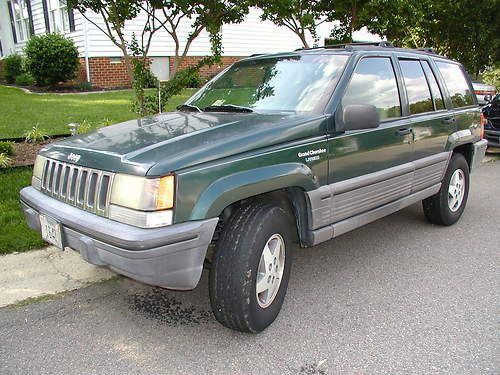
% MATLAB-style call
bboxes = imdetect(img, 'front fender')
[189,163,318,220]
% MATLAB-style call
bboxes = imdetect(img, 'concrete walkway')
[0,246,115,307]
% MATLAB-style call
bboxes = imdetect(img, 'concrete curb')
[0,246,116,307]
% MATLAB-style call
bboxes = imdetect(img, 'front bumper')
[484,129,500,148]
[20,186,218,290]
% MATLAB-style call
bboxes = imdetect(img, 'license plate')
[40,214,63,249]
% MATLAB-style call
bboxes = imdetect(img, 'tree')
[365,0,500,75]
[145,0,249,75]
[251,0,328,48]
[67,0,142,82]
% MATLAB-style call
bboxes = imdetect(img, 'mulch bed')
[11,140,57,167]
[2,82,125,94]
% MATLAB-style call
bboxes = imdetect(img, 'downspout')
[83,15,91,83]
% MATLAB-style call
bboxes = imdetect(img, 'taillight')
[479,113,485,138]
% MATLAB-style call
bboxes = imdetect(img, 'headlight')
[109,174,175,228]
[32,155,47,190]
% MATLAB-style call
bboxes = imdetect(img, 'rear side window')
[436,61,474,108]
[342,57,401,120]
[421,61,445,110]
[399,59,433,114]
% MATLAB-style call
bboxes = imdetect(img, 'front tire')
[422,153,470,226]
[209,202,293,333]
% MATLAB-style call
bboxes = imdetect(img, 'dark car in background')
[472,82,496,105]
[482,93,500,148]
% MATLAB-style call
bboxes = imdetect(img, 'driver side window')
[342,57,401,121]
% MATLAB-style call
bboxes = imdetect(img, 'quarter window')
[436,61,474,108]
[12,0,30,42]
[48,0,70,33]
[421,61,445,110]
[342,57,401,120]
[399,59,433,114]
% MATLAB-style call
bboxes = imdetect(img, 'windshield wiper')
[177,104,202,112]
[203,104,254,113]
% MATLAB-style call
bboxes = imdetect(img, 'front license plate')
[40,214,63,249]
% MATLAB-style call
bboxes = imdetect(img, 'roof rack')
[296,41,394,52]
[412,48,436,54]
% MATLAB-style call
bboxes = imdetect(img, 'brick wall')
[169,56,244,78]
[76,55,245,89]
[77,57,131,89]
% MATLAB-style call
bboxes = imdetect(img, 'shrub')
[76,80,93,91]
[0,141,15,156]
[0,153,11,168]
[0,59,5,82]
[15,72,35,86]
[24,124,48,143]
[480,65,500,90]
[24,34,80,86]
[3,54,24,83]
[184,70,203,88]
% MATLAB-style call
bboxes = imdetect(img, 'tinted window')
[421,61,445,110]
[399,59,433,114]
[342,57,401,120]
[436,61,474,107]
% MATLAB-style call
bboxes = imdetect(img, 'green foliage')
[0,141,15,156]
[24,124,49,143]
[136,56,217,115]
[76,119,93,134]
[365,0,499,74]
[251,0,325,47]
[480,66,500,90]
[15,72,35,86]
[0,153,11,168]
[0,59,5,81]
[24,34,80,86]
[76,81,94,91]
[3,54,25,84]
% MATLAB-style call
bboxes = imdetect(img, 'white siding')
[1,2,380,59]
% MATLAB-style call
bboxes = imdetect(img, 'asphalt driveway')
[0,161,498,375]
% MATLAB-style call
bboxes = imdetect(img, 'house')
[0,0,380,88]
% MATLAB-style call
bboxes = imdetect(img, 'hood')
[40,111,326,176]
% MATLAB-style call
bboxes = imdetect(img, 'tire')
[422,153,470,226]
[209,202,293,333]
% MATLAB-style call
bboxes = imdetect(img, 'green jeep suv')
[20,43,487,332]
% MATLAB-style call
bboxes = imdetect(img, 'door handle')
[442,117,456,125]
[396,128,412,136]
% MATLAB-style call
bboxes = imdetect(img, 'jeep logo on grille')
[67,153,81,163]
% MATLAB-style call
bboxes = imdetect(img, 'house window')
[48,0,70,33]
[12,0,30,42]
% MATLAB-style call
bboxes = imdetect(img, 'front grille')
[41,159,114,216]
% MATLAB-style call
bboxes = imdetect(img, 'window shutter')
[7,1,17,44]
[68,7,75,32]
[42,0,50,33]
[26,0,35,35]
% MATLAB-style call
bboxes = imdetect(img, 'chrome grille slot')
[40,158,114,216]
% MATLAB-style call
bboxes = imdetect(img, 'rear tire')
[422,153,469,226]
[209,202,293,333]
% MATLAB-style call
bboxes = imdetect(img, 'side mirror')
[484,94,492,103]
[336,104,380,132]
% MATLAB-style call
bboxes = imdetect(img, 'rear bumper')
[20,186,218,290]
[470,139,488,172]
[484,129,500,148]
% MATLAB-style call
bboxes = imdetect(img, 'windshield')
[185,54,349,113]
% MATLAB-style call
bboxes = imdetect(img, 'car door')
[397,58,452,193]
[325,55,414,224]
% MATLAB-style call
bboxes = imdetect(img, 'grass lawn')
[0,167,45,254]
[0,86,197,139]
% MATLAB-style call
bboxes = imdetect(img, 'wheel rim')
[256,234,286,308]
[448,169,466,212]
